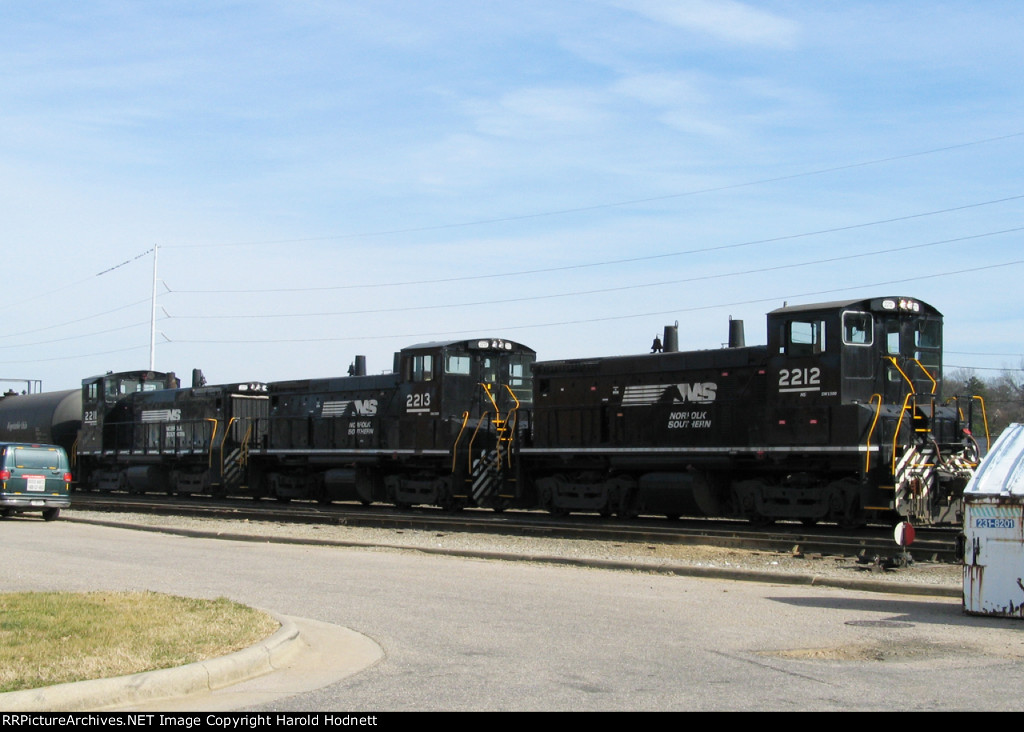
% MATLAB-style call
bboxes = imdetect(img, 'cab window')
[409,355,434,382]
[509,360,529,387]
[885,322,901,355]
[842,312,873,346]
[914,318,942,370]
[915,319,941,349]
[787,320,826,357]
[445,354,471,375]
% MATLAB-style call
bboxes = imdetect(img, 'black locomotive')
[522,296,982,527]
[76,370,267,496]
[247,338,533,509]
[0,296,984,526]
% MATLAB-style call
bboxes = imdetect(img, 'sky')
[1,0,1022,392]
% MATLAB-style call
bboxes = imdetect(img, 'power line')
[164,226,1024,320]
[167,193,1024,294]
[160,131,1024,251]
[947,365,1024,373]
[166,258,1024,344]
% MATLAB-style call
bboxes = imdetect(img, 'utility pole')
[150,244,158,371]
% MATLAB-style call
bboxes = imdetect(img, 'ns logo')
[352,400,378,416]
[673,383,717,404]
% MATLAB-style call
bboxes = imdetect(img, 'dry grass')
[0,591,279,693]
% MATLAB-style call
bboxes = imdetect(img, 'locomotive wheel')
[439,496,464,513]
[830,478,866,529]
[838,503,866,530]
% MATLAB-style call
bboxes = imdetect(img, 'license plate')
[26,476,45,492]
[30,500,44,506]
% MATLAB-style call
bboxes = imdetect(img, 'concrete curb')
[66,515,963,598]
[0,615,303,712]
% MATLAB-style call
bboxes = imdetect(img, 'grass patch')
[0,591,279,693]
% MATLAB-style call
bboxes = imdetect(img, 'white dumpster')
[963,423,1024,617]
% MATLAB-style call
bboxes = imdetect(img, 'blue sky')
[1,1,1022,391]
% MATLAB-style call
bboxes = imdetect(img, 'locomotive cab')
[764,297,977,525]
[77,370,179,490]
[79,370,179,451]
[397,338,533,436]
[392,339,535,508]
[767,297,944,407]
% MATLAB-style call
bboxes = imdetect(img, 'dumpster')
[963,423,1024,617]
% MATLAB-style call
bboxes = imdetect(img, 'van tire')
[42,508,60,522]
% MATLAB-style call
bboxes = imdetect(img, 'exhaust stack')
[728,318,745,348]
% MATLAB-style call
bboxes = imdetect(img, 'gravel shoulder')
[64,509,963,594]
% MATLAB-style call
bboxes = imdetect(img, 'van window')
[10,447,63,470]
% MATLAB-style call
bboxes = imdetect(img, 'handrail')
[206,418,219,469]
[944,394,992,454]
[910,358,937,394]
[501,384,522,467]
[219,417,238,475]
[451,411,471,473]
[480,382,499,413]
[864,394,883,473]
[886,356,915,391]
[973,395,991,452]
[891,393,915,474]
[239,422,255,467]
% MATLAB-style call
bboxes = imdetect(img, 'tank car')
[248,338,535,509]
[0,389,82,457]
[520,296,982,526]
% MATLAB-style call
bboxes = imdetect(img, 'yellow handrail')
[910,358,937,394]
[973,396,991,452]
[891,393,915,474]
[239,422,255,466]
[886,356,915,391]
[864,394,883,473]
[206,418,219,469]
[451,411,471,473]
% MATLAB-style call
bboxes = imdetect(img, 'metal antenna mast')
[150,244,158,371]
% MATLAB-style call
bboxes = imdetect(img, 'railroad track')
[66,492,963,563]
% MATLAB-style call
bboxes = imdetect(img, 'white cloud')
[608,0,800,48]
